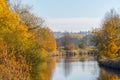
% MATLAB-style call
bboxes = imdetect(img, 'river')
[49,57,120,80]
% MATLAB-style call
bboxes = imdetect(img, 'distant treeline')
[53,31,90,38]
[55,32,94,50]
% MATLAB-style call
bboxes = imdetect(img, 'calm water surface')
[50,57,120,80]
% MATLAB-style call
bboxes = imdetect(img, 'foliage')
[0,0,32,54]
[79,40,86,49]
[0,0,57,80]
[61,32,76,50]
[92,10,120,58]
[0,39,30,80]
[34,27,56,53]
[10,0,44,31]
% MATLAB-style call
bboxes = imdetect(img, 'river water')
[50,57,120,80]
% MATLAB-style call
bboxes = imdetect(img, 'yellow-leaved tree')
[100,23,118,58]
[0,0,57,80]
[34,27,56,53]
[92,10,120,59]
[0,0,31,79]
[0,0,32,55]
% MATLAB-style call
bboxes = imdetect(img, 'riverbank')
[98,57,120,69]
[55,47,98,56]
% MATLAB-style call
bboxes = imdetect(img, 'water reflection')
[98,67,120,80]
[64,56,72,77]
[35,57,56,80]
[52,57,99,80]
[47,57,56,80]
[44,57,120,80]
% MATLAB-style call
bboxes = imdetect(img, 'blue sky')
[20,0,120,32]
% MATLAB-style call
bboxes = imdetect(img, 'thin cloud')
[45,17,101,32]
[46,17,101,24]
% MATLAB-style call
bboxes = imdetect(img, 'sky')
[20,0,120,32]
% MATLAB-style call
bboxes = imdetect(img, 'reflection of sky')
[52,61,99,80]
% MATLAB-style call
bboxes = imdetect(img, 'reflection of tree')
[47,57,57,80]
[81,61,85,72]
[35,57,56,80]
[98,68,120,80]
[91,61,98,75]
[63,56,72,77]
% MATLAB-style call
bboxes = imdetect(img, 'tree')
[0,0,57,79]
[34,27,56,53]
[92,10,120,58]
[10,0,56,53]
[10,0,44,31]
[79,40,86,49]
[0,39,30,80]
[61,32,75,50]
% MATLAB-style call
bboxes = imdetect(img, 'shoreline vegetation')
[1,0,120,80]
[54,46,98,61]
[0,0,56,80]
[92,9,120,70]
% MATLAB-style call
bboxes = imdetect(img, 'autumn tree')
[0,0,57,80]
[92,10,120,58]
[79,40,86,49]
[10,0,44,31]
[34,27,56,52]
[9,0,56,79]
[10,0,56,53]
[0,0,33,55]
[61,32,76,50]
[0,39,30,80]
[0,1,31,79]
